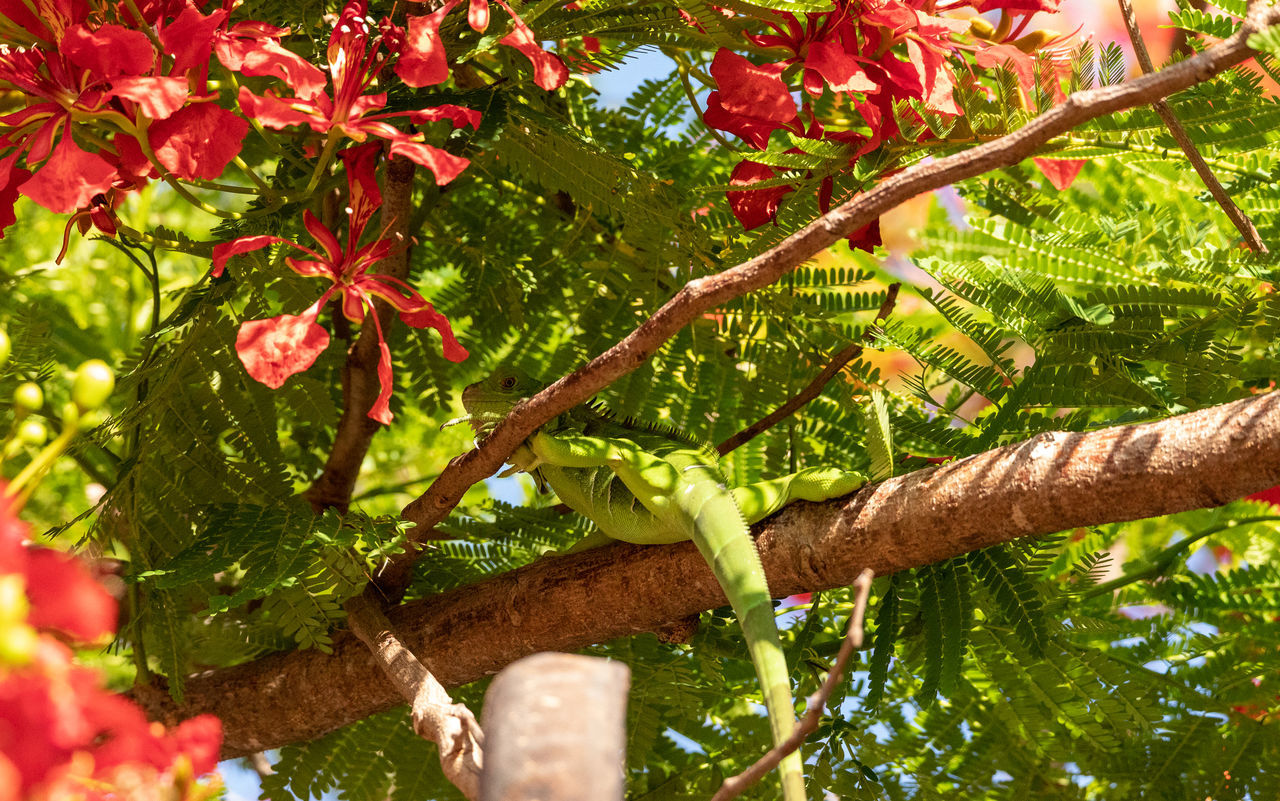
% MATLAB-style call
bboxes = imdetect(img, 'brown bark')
[132,391,1280,757]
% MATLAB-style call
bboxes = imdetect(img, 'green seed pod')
[17,419,47,446]
[72,359,115,411]
[13,382,42,412]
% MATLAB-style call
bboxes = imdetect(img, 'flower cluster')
[705,0,1067,246]
[0,0,569,420]
[214,141,469,423]
[0,494,221,800]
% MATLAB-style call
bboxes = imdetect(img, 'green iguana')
[459,368,865,801]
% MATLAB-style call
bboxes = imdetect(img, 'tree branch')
[397,6,1280,555]
[1117,0,1267,252]
[347,594,484,800]
[133,390,1280,756]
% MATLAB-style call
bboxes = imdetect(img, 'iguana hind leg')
[733,467,866,524]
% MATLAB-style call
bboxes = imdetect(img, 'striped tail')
[686,481,805,801]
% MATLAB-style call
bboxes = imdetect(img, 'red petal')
[401,303,469,363]
[1033,158,1086,190]
[496,1,568,91]
[109,76,189,120]
[1248,485,1280,507]
[368,340,395,424]
[710,49,795,122]
[469,0,489,31]
[386,137,470,184]
[725,160,792,230]
[975,43,1036,91]
[396,2,458,88]
[0,152,31,239]
[60,23,154,77]
[18,132,117,214]
[806,40,877,94]
[159,5,227,77]
[235,302,332,389]
[302,209,344,265]
[338,142,383,238]
[211,234,285,276]
[112,132,155,184]
[702,93,780,150]
[847,218,881,253]
[23,548,117,642]
[215,28,327,100]
[238,86,328,131]
[173,715,222,776]
[0,491,28,579]
[409,104,482,130]
[905,39,959,115]
[149,103,248,181]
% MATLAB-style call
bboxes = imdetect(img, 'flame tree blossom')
[0,490,222,800]
[703,0,1069,232]
[0,0,325,240]
[212,142,468,424]
[237,0,485,184]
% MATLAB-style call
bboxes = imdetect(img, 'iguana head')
[458,367,545,436]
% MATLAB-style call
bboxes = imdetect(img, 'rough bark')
[131,391,1280,756]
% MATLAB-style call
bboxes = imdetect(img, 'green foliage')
[5,2,1280,799]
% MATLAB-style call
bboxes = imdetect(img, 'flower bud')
[0,576,28,625]
[969,17,996,41]
[1013,30,1056,54]
[14,382,42,412]
[0,622,38,665]
[17,419,46,446]
[0,329,9,367]
[72,359,114,411]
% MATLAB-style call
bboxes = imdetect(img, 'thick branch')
[135,391,1280,756]
[399,6,1280,544]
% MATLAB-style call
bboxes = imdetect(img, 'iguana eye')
[500,376,517,390]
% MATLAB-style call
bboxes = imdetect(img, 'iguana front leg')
[733,466,866,524]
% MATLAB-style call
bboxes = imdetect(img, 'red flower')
[0,487,221,796]
[212,142,468,423]
[237,0,480,185]
[726,160,793,230]
[399,0,568,91]
[702,49,799,150]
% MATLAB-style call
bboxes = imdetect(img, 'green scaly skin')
[461,368,865,801]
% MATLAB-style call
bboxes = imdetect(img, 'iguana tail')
[683,478,805,801]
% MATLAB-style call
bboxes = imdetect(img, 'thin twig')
[396,6,1280,567]
[716,284,900,455]
[346,594,485,800]
[1117,0,1267,252]
[710,569,876,801]
[247,752,274,781]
